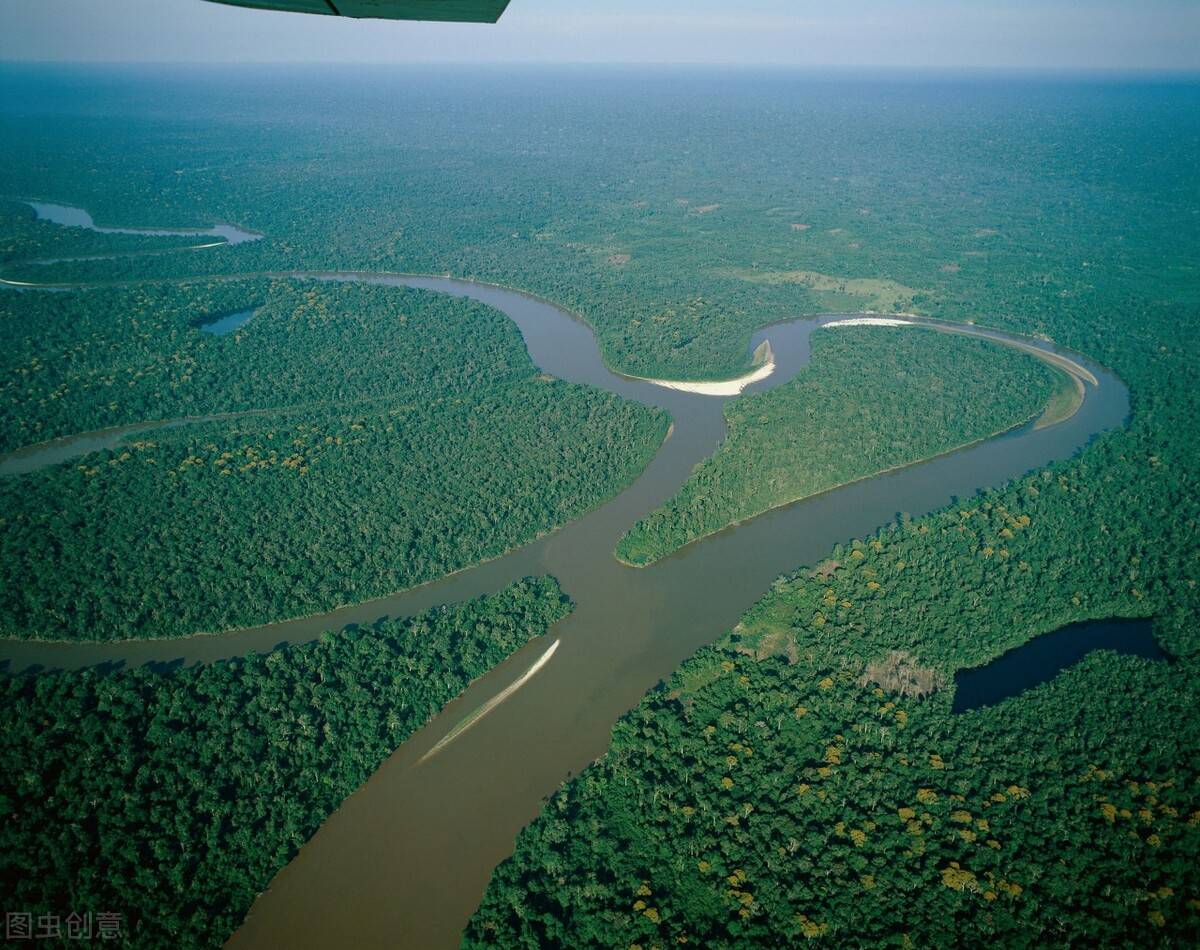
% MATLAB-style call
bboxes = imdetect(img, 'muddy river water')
[0,251,1129,948]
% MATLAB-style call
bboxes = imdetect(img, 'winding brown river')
[0,208,1129,948]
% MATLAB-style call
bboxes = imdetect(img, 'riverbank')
[1,205,1133,950]
[624,340,777,396]
[824,314,1090,430]
[616,319,1089,567]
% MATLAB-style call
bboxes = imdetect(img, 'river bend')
[0,212,1129,949]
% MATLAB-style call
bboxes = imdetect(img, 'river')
[25,200,262,246]
[0,211,1129,949]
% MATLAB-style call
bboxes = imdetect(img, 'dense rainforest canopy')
[1,67,1197,948]
[0,279,666,639]
[617,327,1062,565]
[0,578,569,949]
[3,72,1193,382]
[0,200,204,266]
[468,460,1200,946]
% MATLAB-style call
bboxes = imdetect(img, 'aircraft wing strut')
[204,0,511,23]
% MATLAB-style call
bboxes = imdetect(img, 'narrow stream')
[0,212,1130,949]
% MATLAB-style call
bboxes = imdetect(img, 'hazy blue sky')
[2,0,1198,69]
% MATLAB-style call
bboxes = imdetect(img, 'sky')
[1,0,1198,70]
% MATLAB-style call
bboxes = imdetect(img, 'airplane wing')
[203,0,511,23]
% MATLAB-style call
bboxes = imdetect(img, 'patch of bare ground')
[735,629,801,664]
[973,228,999,238]
[860,650,944,699]
[810,560,841,580]
[691,203,721,215]
[718,267,922,312]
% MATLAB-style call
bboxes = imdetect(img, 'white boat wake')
[418,638,561,764]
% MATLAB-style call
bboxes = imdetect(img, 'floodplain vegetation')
[0,578,569,949]
[0,200,204,268]
[0,280,666,640]
[1,68,1197,948]
[617,328,1060,565]
[468,458,1200,947]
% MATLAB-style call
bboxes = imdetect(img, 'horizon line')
[3,59,1199,75]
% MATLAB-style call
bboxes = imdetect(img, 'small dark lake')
[952,618,1167,713]
[197,307,256,336]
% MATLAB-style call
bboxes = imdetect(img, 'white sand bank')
[635,339,776,396]
[823,317,915,328]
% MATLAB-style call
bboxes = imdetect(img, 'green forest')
[468,461,1200,946]
[2,73,1193,384]
[617,328,1061,565]
[0,280,666,640]
[0,199,205,267]
[0,277,650,453]
[1,67,1197,948]
[0,578,569,949]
